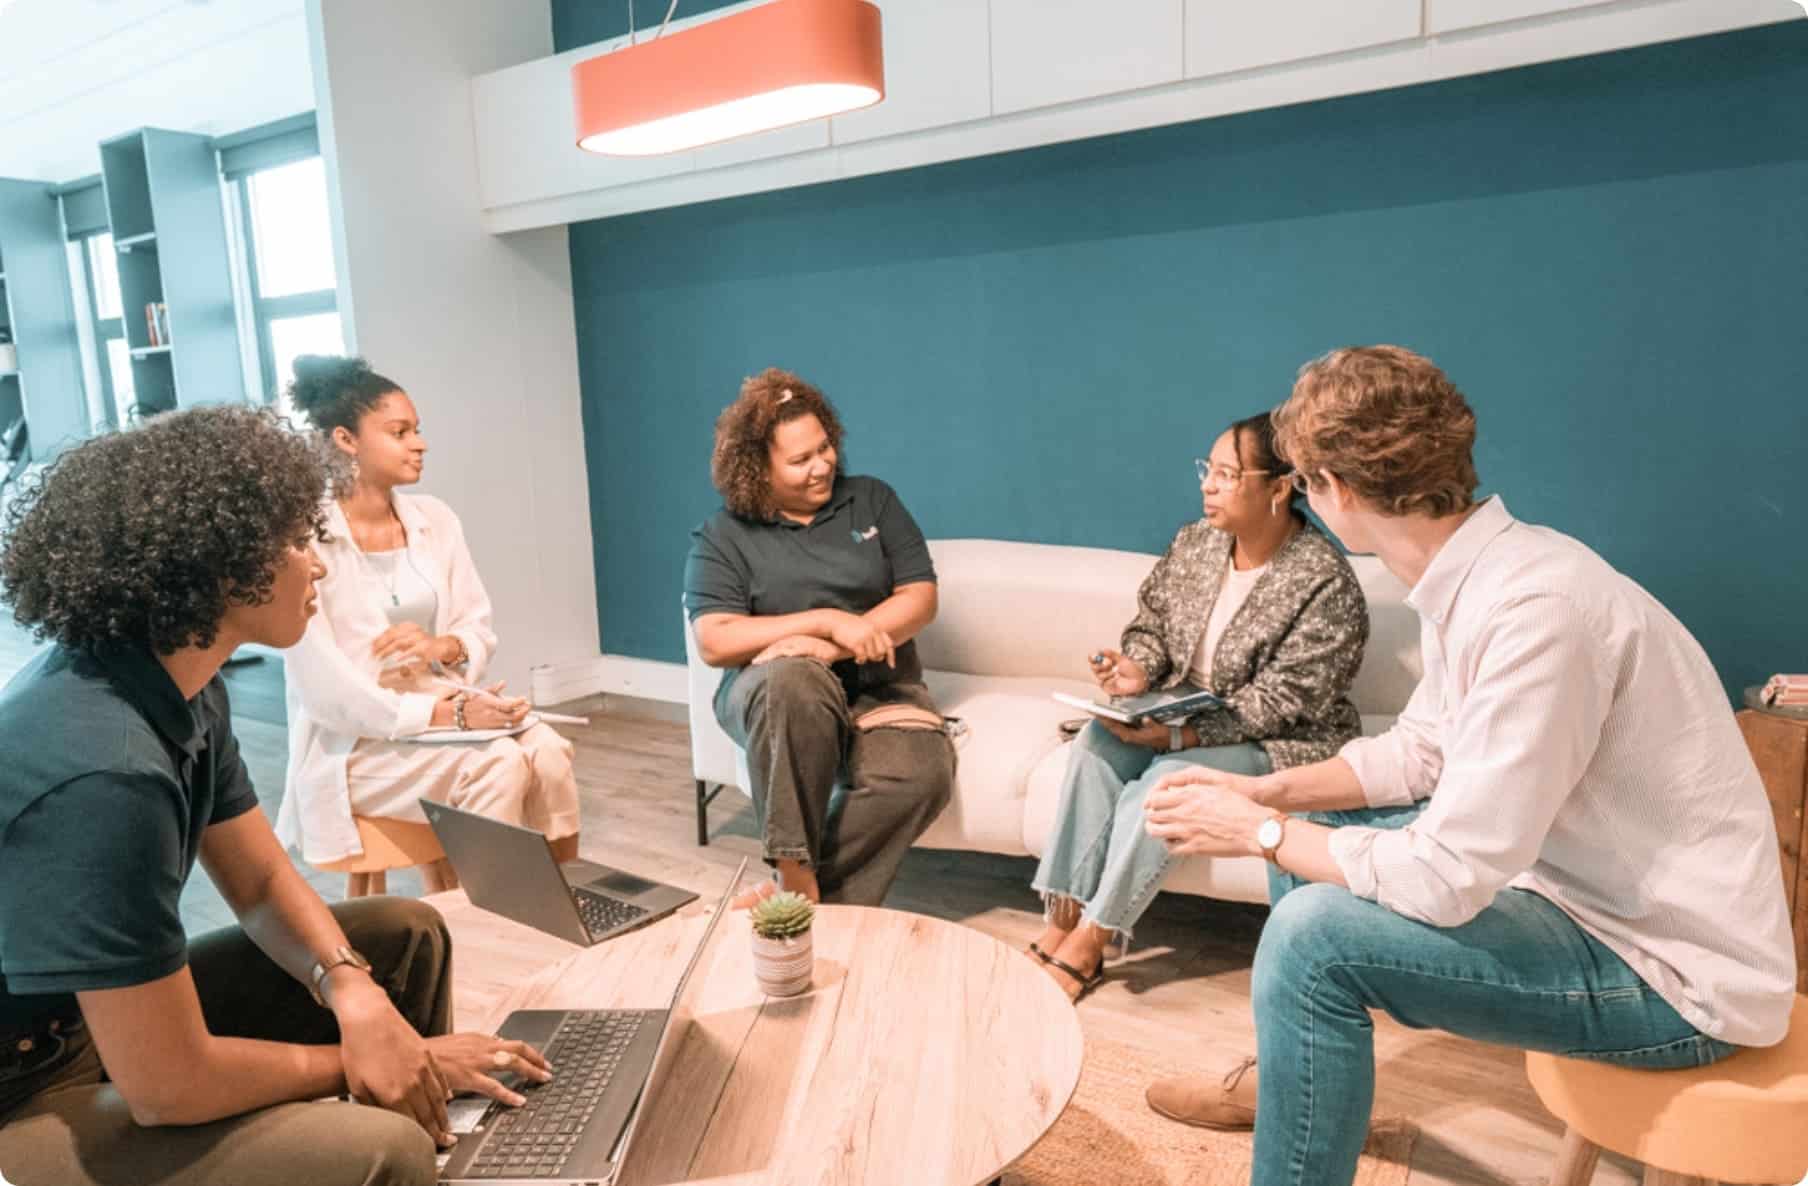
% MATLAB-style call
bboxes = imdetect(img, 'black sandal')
[1034,948,1106,1002]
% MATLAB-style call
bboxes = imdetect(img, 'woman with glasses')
[1029,411,1368,1001]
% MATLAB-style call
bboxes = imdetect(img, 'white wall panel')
[1186,0,1422,78]
[989,0,1184,115]
[833,0,994,145]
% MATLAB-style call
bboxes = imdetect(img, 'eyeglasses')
[1195,459,1273,488]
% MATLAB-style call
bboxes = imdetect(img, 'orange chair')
[1525,994,1808,1185]
[316,816,454,898]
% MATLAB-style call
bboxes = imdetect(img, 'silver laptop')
[421,801,697,946]
[437,858,747,1185]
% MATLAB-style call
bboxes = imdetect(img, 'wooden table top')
[425,890,1085,1186]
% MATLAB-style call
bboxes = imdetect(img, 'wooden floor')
[0,618,1640,1185]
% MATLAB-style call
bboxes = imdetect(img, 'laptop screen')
[605,858,748,1167]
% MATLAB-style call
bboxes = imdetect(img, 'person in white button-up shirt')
[1137,346,1795,1186]
[274,356,581,875]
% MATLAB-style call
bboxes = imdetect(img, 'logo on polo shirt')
[851,526,879,543]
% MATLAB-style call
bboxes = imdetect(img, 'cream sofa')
[685,538,1420,904]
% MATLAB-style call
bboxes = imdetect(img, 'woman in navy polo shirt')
[685,368,954,907]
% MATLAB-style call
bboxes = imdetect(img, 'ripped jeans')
[717,658,955,907]
[1032,719,1271,945]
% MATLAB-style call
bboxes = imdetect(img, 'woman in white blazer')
[275,355,580,876]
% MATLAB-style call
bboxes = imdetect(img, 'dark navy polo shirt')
[0,644,260,1032]
[684,474,936,696]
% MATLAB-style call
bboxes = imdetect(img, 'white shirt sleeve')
[437,509,498,682]
[1338,666,1445,807]
[1329,594,1614,927]
[285,602,439,740]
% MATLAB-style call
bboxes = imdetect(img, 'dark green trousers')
[0,896,451,1186]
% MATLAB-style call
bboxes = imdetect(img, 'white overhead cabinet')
[988,0,1184,115]
[831,0,992,147]
[1427,0,1618,35]
[1185,1,1423,78]
[468,0,1801,233]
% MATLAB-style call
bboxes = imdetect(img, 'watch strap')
[309,946,373,1006]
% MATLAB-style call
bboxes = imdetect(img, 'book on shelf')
[143,302,170,348]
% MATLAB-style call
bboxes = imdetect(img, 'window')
[65,229,134,428]
[268,312,345,422]
[232,154,342,411]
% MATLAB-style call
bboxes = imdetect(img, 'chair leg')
[696,779,710,847]
[346,872,371,899]
[1639,1170,1715,1186]
[420,859,458,894]
[1550,1127,1602,1186]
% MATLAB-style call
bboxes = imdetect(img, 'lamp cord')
[627,0,681,46]
[654,0,680,40]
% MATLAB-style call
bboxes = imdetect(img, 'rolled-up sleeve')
[1330,595,1612,927]
[286,609,438,740]
[1338,671,1446,808]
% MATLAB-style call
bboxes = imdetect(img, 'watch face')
[1257,817,1284,850]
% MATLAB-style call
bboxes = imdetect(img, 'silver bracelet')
[453,694,469,731]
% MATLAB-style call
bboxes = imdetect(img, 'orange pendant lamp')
[572,0,885,157]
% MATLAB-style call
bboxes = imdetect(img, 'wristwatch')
[1256,813,1288,865]
[309,945,373,1006]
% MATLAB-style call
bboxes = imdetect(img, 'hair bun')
[287,355,371,425]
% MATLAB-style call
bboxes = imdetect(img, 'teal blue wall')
[564,23,1808,696]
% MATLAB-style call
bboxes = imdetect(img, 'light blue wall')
[566,23,1808,696]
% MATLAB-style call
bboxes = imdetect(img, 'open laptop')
[421,801,697,946]
[438,858,748,1185]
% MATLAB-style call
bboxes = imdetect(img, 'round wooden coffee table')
[429,893,1084,1186]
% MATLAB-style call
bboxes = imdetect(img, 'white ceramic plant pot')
[750,928,814,997]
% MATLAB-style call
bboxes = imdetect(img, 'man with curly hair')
[0,407,549,1186]
[1137,347,1794,1186]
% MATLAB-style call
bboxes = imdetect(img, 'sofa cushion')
[916,670,1098,856]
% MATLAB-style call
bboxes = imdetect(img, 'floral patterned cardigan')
[1118,518,1368,770]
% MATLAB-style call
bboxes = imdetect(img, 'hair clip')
[777,388,794,404]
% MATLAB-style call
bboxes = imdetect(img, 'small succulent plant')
[749,891,814,940]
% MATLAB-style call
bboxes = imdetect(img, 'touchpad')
[583,869,661,897]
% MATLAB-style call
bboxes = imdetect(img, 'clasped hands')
[372,622,462,682]
[750,610,897,668]
[1142,765,1275,858]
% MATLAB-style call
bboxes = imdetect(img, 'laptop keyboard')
[573,890,648,937]
[463,1011,647,1179]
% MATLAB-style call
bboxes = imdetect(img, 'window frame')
[231,160,340,408]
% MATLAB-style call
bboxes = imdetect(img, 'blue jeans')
[1033,719,1272,939]
[1252,805,1740,1186]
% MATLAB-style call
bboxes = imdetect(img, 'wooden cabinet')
[1739,709,1808,993]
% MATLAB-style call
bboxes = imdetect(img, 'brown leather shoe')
[1146,1057,1258,1131]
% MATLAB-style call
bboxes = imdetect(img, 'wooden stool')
[316,816,452,898]
[1525,994,1808,1185]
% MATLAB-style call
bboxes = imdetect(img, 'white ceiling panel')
[0,0,313,182]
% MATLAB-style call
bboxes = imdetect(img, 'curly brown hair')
[710,368,846,520]
[1,405,327,654]
[1272,345,1478,518]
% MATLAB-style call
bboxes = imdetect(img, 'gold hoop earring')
[1270,499,1282,517]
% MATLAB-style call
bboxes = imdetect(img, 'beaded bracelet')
[453,694,469,731]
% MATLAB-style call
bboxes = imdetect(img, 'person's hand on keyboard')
[427,1032,555,1108]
